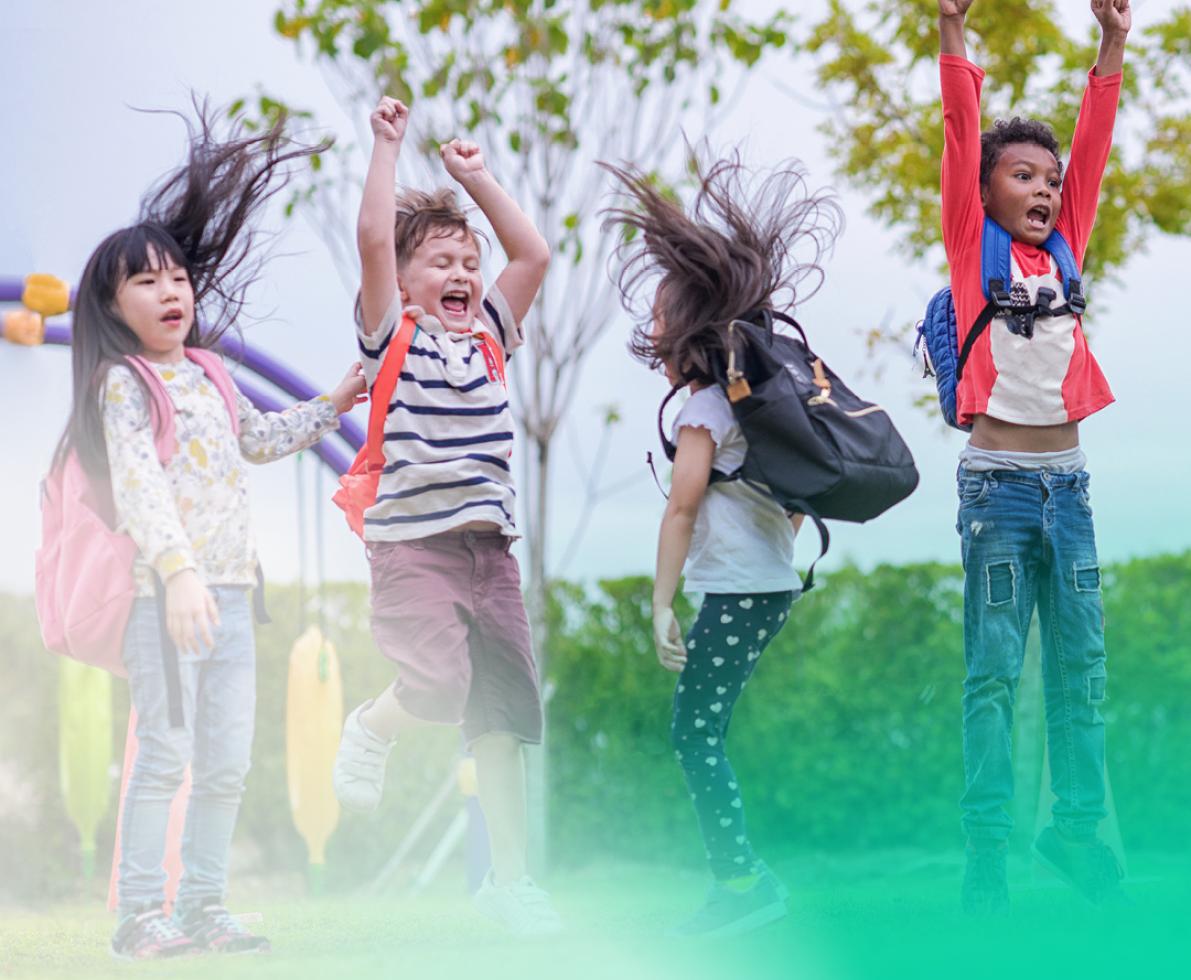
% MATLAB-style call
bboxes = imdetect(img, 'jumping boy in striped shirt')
[332,96,556,934]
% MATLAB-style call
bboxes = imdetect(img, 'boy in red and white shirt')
[939,0,1130,913]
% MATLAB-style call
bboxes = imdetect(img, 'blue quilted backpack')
[915,217,1086,430]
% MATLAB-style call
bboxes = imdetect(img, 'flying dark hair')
[980,117,1063,187]
[56,101,332,478]
[601,150,843,385]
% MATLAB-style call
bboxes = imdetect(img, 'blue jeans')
[117,588,256,916]
[957,468,1108,843]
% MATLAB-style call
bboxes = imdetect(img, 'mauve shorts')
[367,530,542,745]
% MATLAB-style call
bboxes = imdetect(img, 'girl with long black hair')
[56,105,363,958]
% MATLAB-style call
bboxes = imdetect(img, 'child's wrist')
[454,168,493,193]
[372,138,402,158]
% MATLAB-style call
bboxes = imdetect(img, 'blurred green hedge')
[3,553,1189,900]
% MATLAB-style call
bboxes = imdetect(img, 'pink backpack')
[35,348,240,675]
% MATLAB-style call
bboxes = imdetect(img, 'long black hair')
[56,101,331,478]
[602,149,843,385]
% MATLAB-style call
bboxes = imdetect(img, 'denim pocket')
[958,475,991,508]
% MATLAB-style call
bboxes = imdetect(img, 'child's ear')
[980,184,989,208]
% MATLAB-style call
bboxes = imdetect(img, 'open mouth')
[1026,206,1051,231]
[160,307,185,327]
[441,289,470,319]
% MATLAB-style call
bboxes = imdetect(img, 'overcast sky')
[2,0,1188,595]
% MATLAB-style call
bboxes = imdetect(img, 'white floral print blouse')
[102,357,338,596]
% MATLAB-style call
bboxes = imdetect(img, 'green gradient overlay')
[2,554,1189,976]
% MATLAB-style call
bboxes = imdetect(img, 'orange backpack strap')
[365,315,418,467]
[476,332,507,388]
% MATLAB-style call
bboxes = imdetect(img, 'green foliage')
[5,552,1190,898]
[804,1,1191,284]
[259,0,794,235]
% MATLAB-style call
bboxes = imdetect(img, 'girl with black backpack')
[602,153,844,938]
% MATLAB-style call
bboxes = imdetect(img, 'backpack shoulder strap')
[365,315,418,469]
[980,217,1013,307]
[124,356,177,462]
[656,384,684,463]
[476,332,507,388]
[1042,229,1087,314]
[185,346,241,436]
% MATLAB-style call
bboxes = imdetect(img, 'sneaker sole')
[671,899,789,940]
[472,895,562,937]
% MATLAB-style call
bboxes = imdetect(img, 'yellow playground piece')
[22,273,70,317]
[59,659,114,878]
[285,625,343,889]
[3,309,45,346]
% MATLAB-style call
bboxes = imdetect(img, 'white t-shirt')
[672,386,801,596]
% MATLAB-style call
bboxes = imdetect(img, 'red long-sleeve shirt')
[940,54,1121,428]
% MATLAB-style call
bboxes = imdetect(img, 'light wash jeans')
[117,588,256,916]
[956,467,1108,843]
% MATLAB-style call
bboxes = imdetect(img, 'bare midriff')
[970,415,1080,453]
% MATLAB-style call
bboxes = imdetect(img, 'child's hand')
[653,606,688,673]
[370,96,409,145]
[165,569,219,655]
[938,0,974,17]
[329,363,368,415]
[1091,0,1130,35]
[440,139,487,182]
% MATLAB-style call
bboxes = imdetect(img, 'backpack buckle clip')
[1067,280,1087,316]
[987,278,1012,309]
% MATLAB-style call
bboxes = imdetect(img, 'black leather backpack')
[655,310,919,590]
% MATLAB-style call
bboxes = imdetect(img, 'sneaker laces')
[137,909,187,944]
[199,904,250,936]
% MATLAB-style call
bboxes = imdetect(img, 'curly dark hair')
[980,117,1063,187]
[601,150,843,385]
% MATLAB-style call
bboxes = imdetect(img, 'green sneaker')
[961,841,1009,916]
[1033,826,1129,907]
[667,875,788,939]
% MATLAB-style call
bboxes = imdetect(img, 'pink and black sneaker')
[110,906,200,960]
[176,900,271,954]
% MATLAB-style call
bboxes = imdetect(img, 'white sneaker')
[332,702,393,813]
[473,871,563,936]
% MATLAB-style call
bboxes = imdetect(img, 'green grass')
[3,854,1188,980]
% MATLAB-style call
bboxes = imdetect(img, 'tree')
[245,0,793,865]
[802,0,1191,346]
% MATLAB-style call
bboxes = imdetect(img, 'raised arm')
[938,0,985,261]
[1057,1,1129,261]
[357,97,409,337]
[1092,0,1130,76]
[440,139,550,326]
[938,0,974,58]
